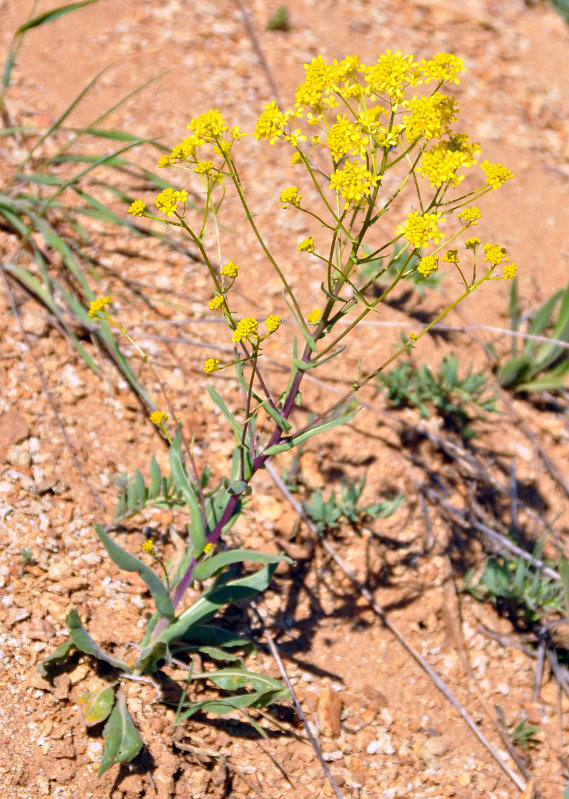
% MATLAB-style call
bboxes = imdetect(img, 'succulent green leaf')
[149,456,161,498]
[159,563,278,644]
[94,524,174,620]
[37,637,75,678]
[133,641,170,674]
[98,688,144,777]
[78,684,115,726]
[66,609,131,672]
[193,549,292,582]
[263,408,357,455]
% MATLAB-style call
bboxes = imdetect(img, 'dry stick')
[1,267,106,512]
[249,599,345,799]
[265,462,528,793]
[234,0,282,105]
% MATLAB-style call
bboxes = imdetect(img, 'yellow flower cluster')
[458,206,482,226]
[503,262,517,280]
[155,188,188,216]
[329,160,378,209]
[203,358,221,373]
[194,160,214,175]
[327,114,368,161]
[88,296,111,318]
[188,109,228,144]
[417,255,439,276]
[142,539,155,554]
[279,186,302,208]
[465,237,481,250]
[254,101,286,144]
[483,243,507,266]
[442,249,459,264]
[397,211,445,248]
[149,410,168,426]
[128,200,146,217]
[307,308,321,323]
[419,134,480,187]
[404,94,458,142]
[220,260,240,279]
[232,317,258,343]
[209,295,224,310]
[265,314,281,333]
[481,160,513,189]
[298,237,315,253]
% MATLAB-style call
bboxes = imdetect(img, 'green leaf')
[174,624,251,649]
[78,685,115,726]
[159,563,278,644]
[559,559,569,621]
[192,667,285,693]
[98,688,144,777]
[37,638,75,678]
[15,0,101,34]
[149,456,161,498]
[66,609,131,672]
[94,524,174,620]
[193,549,292,582]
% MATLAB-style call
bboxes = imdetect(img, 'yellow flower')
[279,186,302,208]
[363,50,420,104]
[204,358,221,373]
[298,237,315,253]
[306,308,321,324]
[155,188,188,216]
[194,160,214,175]
[209,295,224,310]
[397,211,445,248]
[480,160,513,189]
[404,93,458,142]
[327,114,368,161]
[254,101,285,144]
[503,262,517,280]
[157,155,170,168]
[418,134,479,187]
[232,317,258,343]
[442,249,458,264]
[187,109,228,144]
[290,151,303,165]
[329,160,378,209]
[421,53,464,84]
[220,260,239,279]
[149,410,168,426]
[417,255,439,276]
[203,542,213,554]
[265,314,281,333]
[458,206,482,226]
[88,296,111,318]
[483,243,507,266]
[142,539,155,554]
[128,200,146,217]
[465,237,481,250]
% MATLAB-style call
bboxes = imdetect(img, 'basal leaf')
[66,609,131,673]
[77,684,115,726]
[98,687,144,777]
[193,549,292,582]
[37,637,75,678]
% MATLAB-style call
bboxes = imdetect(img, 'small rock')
[6,607,31,627]
[457,773,471,787]
[421,735,451,759]
[318,685,343,738]
[7,441,32,468]
[367,733,395,755]
[48,740,76,759]
[360,707,376,724]
[362,684,388,710]
[53,674,71,700]
[0,410,30,458]
[20,618,55,642]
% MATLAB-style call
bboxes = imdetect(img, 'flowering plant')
[41,50,516,776]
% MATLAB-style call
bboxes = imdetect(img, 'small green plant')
[376,353,497,437]
[464,538,565,625]
[495,706,541,750]
[494,278,569,392]
[267,5,291,31]
[19,546,34,577]
[303,475,404,534]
